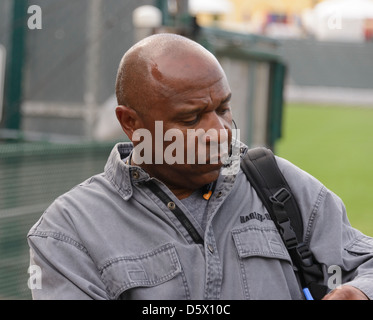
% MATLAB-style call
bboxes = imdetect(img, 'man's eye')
[218,107,230,115]
[183,116,200,126]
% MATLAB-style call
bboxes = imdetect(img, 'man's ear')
[115,105,141,140]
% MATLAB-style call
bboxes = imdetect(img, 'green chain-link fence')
[0,141,116,299]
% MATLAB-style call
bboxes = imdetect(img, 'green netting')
[0,141,116,299]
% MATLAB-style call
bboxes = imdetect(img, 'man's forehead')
[155,72,230,106]
[152,50,221,79]
[176,91,232,111]
[149,52,228,101]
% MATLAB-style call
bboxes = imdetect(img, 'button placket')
[202,177,236,299]
[204,228,222,299]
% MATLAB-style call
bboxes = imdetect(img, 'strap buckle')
[278,219,298,249]
[269,188,292,207]
[296,242,314,267]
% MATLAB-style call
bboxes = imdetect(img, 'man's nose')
[204,112,228,143]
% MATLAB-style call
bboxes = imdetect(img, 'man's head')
[115,33,232,198]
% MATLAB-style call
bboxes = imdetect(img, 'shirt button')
[167,201,176,210]
[207,244,214,254]
[132,171,140,179]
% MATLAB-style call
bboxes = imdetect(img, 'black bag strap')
[240,147,328,300]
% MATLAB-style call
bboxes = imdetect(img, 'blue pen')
[303,287,314,300]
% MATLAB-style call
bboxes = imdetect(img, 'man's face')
[137,53,233,193]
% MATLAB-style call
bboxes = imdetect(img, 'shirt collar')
[104,142,150,201]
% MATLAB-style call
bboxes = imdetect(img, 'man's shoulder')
[238,151,326,213]
[274,155,324,190]
[273,155,329,223]
[27,173,114,238]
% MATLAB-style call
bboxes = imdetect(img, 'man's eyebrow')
[177,99,208,115]
[220,93,232,105]
[178,105,207,116]
[177,93,232,116]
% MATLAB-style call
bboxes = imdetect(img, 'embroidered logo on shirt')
[240,212,271,223]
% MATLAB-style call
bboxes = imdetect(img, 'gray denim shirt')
[27,142,373,300]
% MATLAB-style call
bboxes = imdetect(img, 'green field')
[276,103,373,236]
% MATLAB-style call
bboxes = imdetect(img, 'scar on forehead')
[150,62,164,82]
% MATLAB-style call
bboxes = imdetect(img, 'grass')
[276,103,373,236]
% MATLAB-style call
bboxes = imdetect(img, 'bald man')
[28,34,373,300]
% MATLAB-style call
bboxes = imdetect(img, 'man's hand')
[322,285,369,300]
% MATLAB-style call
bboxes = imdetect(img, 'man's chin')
[191,161,223,174]
[190,164,222,185]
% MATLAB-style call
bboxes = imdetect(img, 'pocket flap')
[345,235,373,255]
[232,223,291,262]
[100,243,182,299]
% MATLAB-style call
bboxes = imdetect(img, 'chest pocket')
[232,221,302,300]
[345,235,373,256]
[100,243,189,300]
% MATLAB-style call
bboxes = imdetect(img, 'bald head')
[115,33,225,115]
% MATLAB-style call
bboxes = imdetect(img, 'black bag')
[240,147,328,300]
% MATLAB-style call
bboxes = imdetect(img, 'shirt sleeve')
[312,189,373,299]
[27,223,108,300]
[276,156,373,299]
